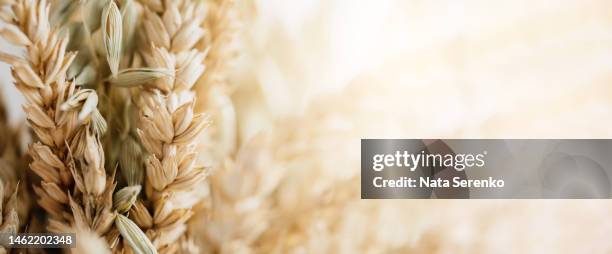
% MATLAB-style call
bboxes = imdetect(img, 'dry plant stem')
[133,0,209,251]
[0,0,114,244]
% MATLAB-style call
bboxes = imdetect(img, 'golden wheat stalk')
[0,0,115,245]
[197,0,240,93]
[192,0,240,168]
[121,1,209,252]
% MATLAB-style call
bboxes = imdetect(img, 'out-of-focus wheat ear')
[115,214,158,254]
[102,0,123,76]
[176,235,200,254]
[0,185,19,235]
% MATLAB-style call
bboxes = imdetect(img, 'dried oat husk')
[0,0,115,249]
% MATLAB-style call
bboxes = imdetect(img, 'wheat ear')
[193,0,240,169]
[0,0,115,244]
[199,134,281,253]
[125,0,209,252]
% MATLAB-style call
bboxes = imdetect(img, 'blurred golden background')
[2,0,612,253]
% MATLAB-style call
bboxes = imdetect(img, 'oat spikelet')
[0,0,114,248]
[115,214,157,254]
[102,0,123,76]
[132,1,210,251]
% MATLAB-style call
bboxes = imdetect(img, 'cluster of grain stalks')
[0,0,236,252]
[0,0,383,253]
